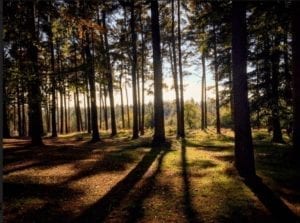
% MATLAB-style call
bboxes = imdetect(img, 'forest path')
[3,129,300,223]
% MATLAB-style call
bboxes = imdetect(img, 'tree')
[177,0,185,138]
[292,1,300,152]
[151,0,165,144]
[129,1,139,139]
[232,1,255,178]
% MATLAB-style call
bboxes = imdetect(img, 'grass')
[3,128,300,223]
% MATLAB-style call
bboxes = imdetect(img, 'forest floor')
[3,128,300,223]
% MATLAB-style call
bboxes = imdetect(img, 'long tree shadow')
[124,145,172,223]
[181,140,203,223]
[244,176,300,223]
[73,141,171,223]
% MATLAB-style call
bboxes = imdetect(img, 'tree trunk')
[130,1,139,139]
[232,1,256,178]
[213,24,221,134]
[60,91,64,134]
[17,82,22,136]
[27,1,43,145]
[171,0,181,138]
[85,30,100,141]
[120,67,125,129]
[201,53,206,130]
[103,11,117,136]
[49,16,57,137]
[125,79,131,129]
[177,0,185,138]
[292,2,300,152]
[271,35,284,143]
[103,88,109,131]
[151,0,165,143]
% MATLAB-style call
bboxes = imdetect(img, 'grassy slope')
[3,128,300,223]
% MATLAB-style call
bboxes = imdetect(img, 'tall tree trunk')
[103,88,109,131]
[102,11,117,136]
[74,49,82,132]
[130,1,139,139]
[177,0,185,138]
[232,1,256,178]
[85,30,100,141]
[120,67,125,129]
[27,1,43,145]
[60,91,64,134]
[83,92,87,131]
[99,83,103,129]
[49,16,57,137]
[201,53,206,130]
[3,79,10,138]
[171,0,181,138]
[284,26,292,105]
[151,0,165,143]
[292,2,300,152]
[125,79,131,129]
[17,82,22,136]
[64,88,68,134]
[86,80,91,134]
[271,35,284,143]
[213,24,221,134]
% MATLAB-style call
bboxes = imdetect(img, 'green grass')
[4,128,300,222]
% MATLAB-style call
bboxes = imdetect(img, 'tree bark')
[177,0,185,138]
[27,1,43,145]
[102,11,117,136]
[271,35,284,143]
[151,0,165,143]
[213,24,221,134]
[85,30,100,141]
[232,1,256,178]
[171,0,181,138]
[130,1,139,139]
[292,2,300,152]
[201,53,206,130]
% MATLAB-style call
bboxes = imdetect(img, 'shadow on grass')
[181,140,204,223]
[4,181,83,223]
[73,141,171,223]
[244,177,300,223]
[185,139,233,152]
[124,144,172,223]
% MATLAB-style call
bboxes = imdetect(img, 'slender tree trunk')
[125,80,131,129]
[201,53,206,130]
[85,30,100,141]
[64,88,68,134]
[177,0,185,138]
[17,82,22,136]
[151,0,165,143]
[284,26,292,105]
[103,90,109,131]
[232,1,256,178]
[99,83,102,129]
[102,11,117,136]
[271,35,284,143]
[83,92,87,131]
[171,0,181,138]
[74,49,82,132]
[60,91,64,134]
[130,1,139,139]
[213,24,221,134]
[292,2,300,152]
[86,81,91,134]
[120,67,125,129]
[3,81,10,138]
[27,1,43,145]
[49,17,57,137]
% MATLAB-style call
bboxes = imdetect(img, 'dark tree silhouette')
[151,0,165,144]
[232,1,256,178]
